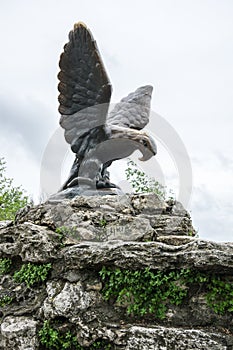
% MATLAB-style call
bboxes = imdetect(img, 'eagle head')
[109,125,157,162]
[133,131,157,161]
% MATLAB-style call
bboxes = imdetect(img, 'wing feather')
[107,85,153,130]
[58,22,112,146]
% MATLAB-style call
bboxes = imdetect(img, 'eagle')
[58,22,157,194]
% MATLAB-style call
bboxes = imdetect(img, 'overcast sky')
[0,0,233,242]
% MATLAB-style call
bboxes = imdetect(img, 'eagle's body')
[58,22,157,193]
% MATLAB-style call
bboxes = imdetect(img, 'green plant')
[99,218,107,228]
[39,321,78,350]
[0,295,13,307]
[13,262,52,287]
[39,321,112,349]
[56,226,79,239]
[100,266,192,319]
[90,341,112,349]
[0,258,12,275]
[56,226,77,236]
[206,277,233,314]
[99,267,233,318]
[0,157,31,220]
[125,159,166,199]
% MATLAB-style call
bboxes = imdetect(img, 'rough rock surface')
[0,193,232,349]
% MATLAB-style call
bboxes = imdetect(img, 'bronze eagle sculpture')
[58,22,157,195]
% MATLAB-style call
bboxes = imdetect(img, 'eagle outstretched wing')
[57,22,156,192]
[58,22,112,147]
[107,85,153,130]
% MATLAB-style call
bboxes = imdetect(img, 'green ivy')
[100,267,191,318]
[39,321,112,350]
[13,262,52,287]
[0,258,12,275]
[39,321,78,350]
[99,266,233,318]
[206,277,233,314]
[0,295,13,307]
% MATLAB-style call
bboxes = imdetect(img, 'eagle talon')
[67,177,95,189]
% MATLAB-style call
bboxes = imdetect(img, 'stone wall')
[0,194,232,349]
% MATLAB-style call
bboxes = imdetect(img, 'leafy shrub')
[0,157,30,220]
[125,159,167,198]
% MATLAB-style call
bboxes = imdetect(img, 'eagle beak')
[139,149,156,161]
[139,135,157,161]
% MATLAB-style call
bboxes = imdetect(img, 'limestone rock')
[0,316,38,350]
[125,326,230,349]
[0,221,12,230]
[15,193,194,242]
[0,222,61,262]
[0,193,232,349]
[42,280,99,321]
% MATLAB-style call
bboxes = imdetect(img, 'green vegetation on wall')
[0,258,12,275]
[39,320,112,350]
[0,295,13,307]
[99,266,233,318]
[13,262,52,287]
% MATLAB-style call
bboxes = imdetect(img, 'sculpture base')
[48,186,124,202]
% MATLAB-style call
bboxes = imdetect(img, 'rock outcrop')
[0,193,233,349]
